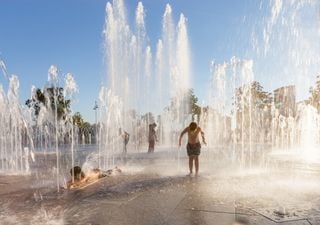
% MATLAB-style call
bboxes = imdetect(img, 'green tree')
[233,81,272,144]
[188,89,201,122]
[72,112,93,144]
[309,75,320,112]
[72,112,84,127]
[234,81,272,112]
[26,87,71,120]
[251,81,273,109]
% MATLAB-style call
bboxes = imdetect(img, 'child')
[119,128,130,154]
[148,123,157,153]
[67,166,121,189]
[179,122,206,176]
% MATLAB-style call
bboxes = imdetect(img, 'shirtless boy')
[179,122,206,176]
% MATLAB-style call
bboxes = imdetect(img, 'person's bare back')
[67,166,122,189]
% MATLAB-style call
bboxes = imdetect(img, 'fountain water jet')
[0,60,35,174]
[96,0,192,169]
[207,0,320,168]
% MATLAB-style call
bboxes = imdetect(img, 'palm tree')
[26,87,71,120]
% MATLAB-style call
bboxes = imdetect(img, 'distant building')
[273,85,296,117]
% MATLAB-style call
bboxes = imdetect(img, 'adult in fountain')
[148,123,158,153]
[119,128,130,154]
[67,166,122,189]
[179,122,206,176]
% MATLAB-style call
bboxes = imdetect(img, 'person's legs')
[148,140,155,153]
[123,141,127,154]
[195,156,199,175]
[148,141,152,153]
[151,140,155,152]
[188,156,193,174]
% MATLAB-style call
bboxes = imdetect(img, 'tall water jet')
[207,61,228,147]
[297,103,320,162]
[208,58,255,167]
[173,13,191,126]
[160,10,192,147]
[0,60,34,174]
[64,73,78,182]
[101,0,128,168]
[205,0,320,167]
[156,40,164,106]
[98,88,123,169]
[258,0,320,162]
[99,0,192,166]
[48,65,61,191]
[156,40,165,143]
[144,45,153,119]
[162,4,175,74]
[158,4,176,146]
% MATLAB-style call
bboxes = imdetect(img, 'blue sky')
[1,0,317,122]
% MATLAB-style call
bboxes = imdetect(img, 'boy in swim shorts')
[179,122,206,176]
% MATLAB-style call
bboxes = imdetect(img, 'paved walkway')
[1,150,320,224]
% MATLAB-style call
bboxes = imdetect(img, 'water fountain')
[207,0,320,167]
[206,58,255,167]
[255,0,320,165]
[97,0,192,170]
[1,2,320,223]
[23,65,79,190]
[0,0,318,180]
[0,59,34,174]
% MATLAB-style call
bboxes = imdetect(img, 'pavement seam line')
[162,190,188,225]
[184,208,254,216]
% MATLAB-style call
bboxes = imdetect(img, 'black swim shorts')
[187,142,201,156]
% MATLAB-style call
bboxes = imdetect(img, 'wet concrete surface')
[1,148,320,224]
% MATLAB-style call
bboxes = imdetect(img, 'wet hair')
[70,166,85,181]
[149,123,157,130]
[189,122,198,131]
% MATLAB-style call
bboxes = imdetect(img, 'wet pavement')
[1,148,320,225]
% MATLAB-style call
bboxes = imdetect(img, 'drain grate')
[249,208,312,224]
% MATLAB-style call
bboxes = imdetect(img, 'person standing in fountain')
[148,123,157,153]
[179,122,206,176]
[119,128,130,154]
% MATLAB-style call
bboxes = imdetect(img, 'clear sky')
[1,0,318,122]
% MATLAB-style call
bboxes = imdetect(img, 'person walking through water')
[119,128,130,154]
[179,122,206,176]
[148,123,157,153]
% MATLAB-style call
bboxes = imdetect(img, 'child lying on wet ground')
[67,166,122,189]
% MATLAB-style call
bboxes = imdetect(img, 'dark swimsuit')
[187,142,201,156]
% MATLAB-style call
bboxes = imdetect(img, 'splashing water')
[0,0,319,182]
[207,0,320,167]
[97,0,192,169]
[0,62,34,173]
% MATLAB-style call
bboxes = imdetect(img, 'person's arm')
[200,128,207,145]
[179,127,188,147]
[67,180,73,189]
[152,128,158,142]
